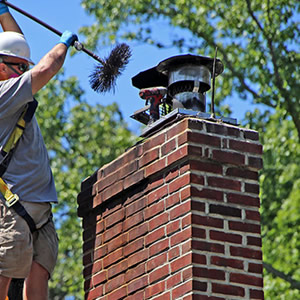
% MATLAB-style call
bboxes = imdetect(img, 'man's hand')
[0,1,8,16]
[59,30,78,48]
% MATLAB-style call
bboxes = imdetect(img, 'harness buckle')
[5,193,19,207]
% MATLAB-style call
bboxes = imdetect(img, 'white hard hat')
[0,31,34,64]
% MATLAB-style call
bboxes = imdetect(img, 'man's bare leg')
[23,261,49,300]
[0,275,11,300]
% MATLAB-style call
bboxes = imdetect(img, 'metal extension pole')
[3,0,105,65]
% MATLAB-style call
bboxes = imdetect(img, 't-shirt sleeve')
[0,71,33,118]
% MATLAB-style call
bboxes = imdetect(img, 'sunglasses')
[4,62,30,73]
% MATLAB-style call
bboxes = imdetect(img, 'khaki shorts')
[0,200,58,278]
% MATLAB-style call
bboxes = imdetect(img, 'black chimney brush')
[89,43,132,93]
[3,0,131,93]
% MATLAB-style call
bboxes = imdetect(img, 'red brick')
[172,280,193,299]
[123,211,144,232]
[230,246,262,260]
[192,240,225,254]
[167,119,189,140]
[101,181,123,202]
[126,197,147,217]
[246,210,261,221]
[194,267,225,280]
[107,234,126,253]
[166,272,181,289]
[119,160,138,179]
[226,167,258,180]
[105,208,125,229]
[186,131,221,147]
[229,139,263,154]
[192,227,206,239]
[147,252,167,272]
[211,256,244,270]
[212,283,245,297]
[209,204,241,218]
[161,138,176,156]
[103,248,123,268]
[250,289,264,299]
[170,200,191,220]
[229,221,261,234]
[93,270,107,286]
[128,223,148,242]
[207,176,241,191]
[190,160,223,174]
[144,201,165,220]
[148,185,168,205]
[192,253,207,265]
[212,149,245,166]
[245,183,260,194]
[167,145,189,165]
[166,192,180,209]
[127,249,149,268]
[145,158,167,177]
[149,265,169,284]
[248,156,263,170]
[169,173,191,194]
[105,286,127,300]
[139,148,160,167]
[127,275,148,295]
[145,281,165,298]
[168,246,180,262]
[191,187,224,202]
[166,219,181,236]
[105,273,125,293]
[190,173,205,185]
[165,166,179,183]
[145,227,165,246]
[125,290,144,300]
[247,236,262,247]
[192,200,205,212]
[171,227,192,247]
[210,230,242,244]
[87,285,104,299]
[192,215,224,229]
[123,169,144,190]
[144,132,165,152]
[149,212,169,231]
[125,263,146,282]
[227,193,260,207]
[230,273,263,287]
[149,238,169,256]
[108,260,128,279]
[171,253,192,273]
[124,238,144,257]
[248,263,263,274]
[103,223,123,243]
[152,292,171,300]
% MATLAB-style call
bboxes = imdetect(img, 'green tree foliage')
[79,0,299,298]
[35,72,136,299]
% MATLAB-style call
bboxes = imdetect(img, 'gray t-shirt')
[0,71,57,203]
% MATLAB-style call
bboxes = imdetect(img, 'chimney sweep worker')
[0,3,77,300]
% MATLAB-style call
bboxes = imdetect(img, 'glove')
[0,1,9,15]
[59,30,78,48]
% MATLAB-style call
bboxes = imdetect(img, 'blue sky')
[10,0,255,133]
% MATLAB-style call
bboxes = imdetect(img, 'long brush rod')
[3,0,105,65]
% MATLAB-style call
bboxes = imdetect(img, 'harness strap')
[0,177,36,233]
[0,99,38,233]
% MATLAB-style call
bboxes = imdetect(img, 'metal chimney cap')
[131,54,224,90]
[156,54,224,77]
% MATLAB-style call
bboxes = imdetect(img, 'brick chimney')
[77,116,264,299]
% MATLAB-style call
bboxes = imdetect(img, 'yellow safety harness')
[0,99,38,233]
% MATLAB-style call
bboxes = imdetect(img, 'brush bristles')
[89,43,132,93]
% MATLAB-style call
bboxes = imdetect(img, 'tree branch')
[263,261,300,291]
